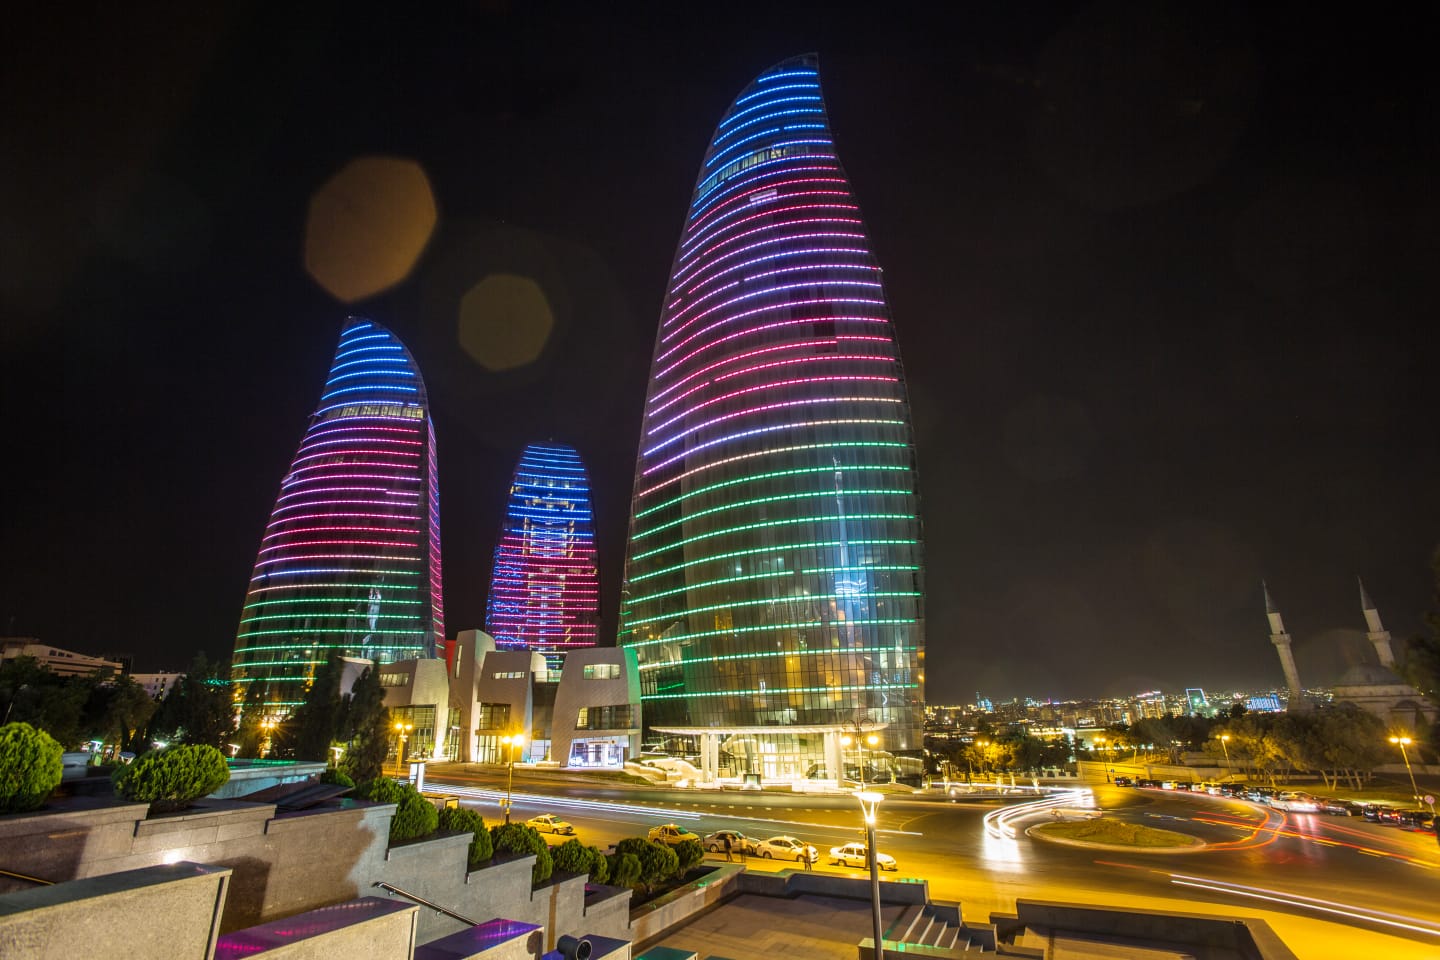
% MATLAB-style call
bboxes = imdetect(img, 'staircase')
[889,901,998,955]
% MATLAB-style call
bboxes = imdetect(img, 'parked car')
[1393,810,1436,832]
[753,836,817,862]
[702,830,755,854]
[647,824,701,846]
[1271,792,1321,812]
[525,814,575,835]
[829,842,897,871]
[1136,779,1161,789]
[1113,776,1133,787]
[1320,799,1363,817]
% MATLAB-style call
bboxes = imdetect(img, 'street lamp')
[1095,737,1110,783]
[1219,735,1232,779]
[501,732,525,823]
[855,790,885,960]
[394,720,414,770]
[260,719,277,758]
[1389,735,1420,804]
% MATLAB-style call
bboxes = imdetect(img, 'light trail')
[1169,873,1440,939]
[982,788,1095,839]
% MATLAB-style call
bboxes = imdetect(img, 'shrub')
[607,851,641,888]
[112,744,229,813]
[318,769,354,788]
[354,777,438,843]
[490,822,554,885]
[437,806,493,866]
[615,837,678,889]
[552,838,608,882]
[674,837,704,874]
[0,722,63,813]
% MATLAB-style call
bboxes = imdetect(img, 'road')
[428,767,1440,957]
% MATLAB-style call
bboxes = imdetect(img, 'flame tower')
[485,441,600,664]
[618,55,926,772]
[231,318,444,712]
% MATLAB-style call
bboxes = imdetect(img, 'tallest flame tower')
[619,56,926,775]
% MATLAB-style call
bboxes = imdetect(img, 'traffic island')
[1029,817,1204,851]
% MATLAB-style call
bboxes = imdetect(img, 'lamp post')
[1095,737,1110,783]
[394,721,414,771]
[855,790,885,960]
[260,719,277,759]
[1389,735,1420,804]
[501,733,525,823]
[1219,735,1232,779]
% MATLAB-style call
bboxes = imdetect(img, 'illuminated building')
[230,318,444,713]
[617,55,926,782]
[485,442,600,666]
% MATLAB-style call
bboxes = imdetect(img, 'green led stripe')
[240,613,422,625]
[247,582,423,593]
[800,564,918,575]
[242,596,423,608]
[626,538,919,584]
[634,488,912,540]
[631,513,917,562]
[627,564,922,608]
[636,464,909,519]
[625,617,917,648]
[626,591,920,628]
[636,644,913,668]
[642,682,921,701]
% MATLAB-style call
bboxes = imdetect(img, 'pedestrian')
[723,834,733,862]
[803,844,813,870]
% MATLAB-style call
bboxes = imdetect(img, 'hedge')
[437,806,493,866]
[491,822,554,885]
[355,777,438,843]
[112,744,230,813]
[0,722,63,813]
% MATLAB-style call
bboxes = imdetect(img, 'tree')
[339,667,391,782]
[674,838,704,875]
[145,654,234,750]
[233,679,269,758]
[84,675,158,754]
[615,837,678,891]
[1,657,89,749]
[0,722,64,812]
[438,806,493,866]
[607,852,641,888]
[553,837,609,882]
[290,652,345,761]
[112,744,230,813]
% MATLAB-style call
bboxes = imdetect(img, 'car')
[1271,792,1320,812]
[647,824,701,846]
[753,835,817,863]
[1362,803,1401,823]
[1113,776,1133,787]
[702,830,755,855]
[526,814,575,835]
[829,841,897,871]
[1320,799,1363,817]
[1394,810,1436,832]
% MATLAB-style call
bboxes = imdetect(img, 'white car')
[829,842,897,871]
[753,835,817,862]
[1271,792,1320,813]
[526,814,576,835]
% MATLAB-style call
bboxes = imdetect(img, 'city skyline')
[2,8,1435,701]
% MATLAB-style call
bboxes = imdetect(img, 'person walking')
[723,834,733,862]
[802,843,814,870]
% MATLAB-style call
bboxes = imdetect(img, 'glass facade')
[618,55,926,754]
[485,442,600,664]
[231,318,444,713]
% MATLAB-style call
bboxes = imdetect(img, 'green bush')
[354,777,438,843]
[0,722,63,813]
[437,806,493,866]
[606,851,641,888]
[615,837,678,889]
[674,837,704,874]
[112,744,230,813]
[318,769,354,788]
[490,822,554,885]
[552,838,608,882]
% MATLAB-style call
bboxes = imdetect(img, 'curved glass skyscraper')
[231,317,444,712]
[486,441,600,664]
[618,55,925,779]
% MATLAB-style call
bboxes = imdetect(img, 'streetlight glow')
[1389,735,1420,804]
[853,789,885,957]
[501,732,526,823]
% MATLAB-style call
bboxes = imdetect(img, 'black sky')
[2,3,1435,701]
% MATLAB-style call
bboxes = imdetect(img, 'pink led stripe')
[265,511,421,530]
[682,246,871,296]
[712,352,891,383]
[253,552,422,568]
[286,461,421,478]
[676,221,866,280]
[643,417,905,476]
[259,538,419,554]
[674,230,866,286]
[282,475,421,491]
[675,199,861,284]
[271,497,421,515]
[663,280,882,345]
[291,449,420,469]
[657,299,887,368]
[655,315,890,383]
[650,339,841,407]
[688,178,848,237]
[688,164,844,225]
[645,394,902,455]
[649,374,899,437]
[636,441,845,498]
[677,202,861,264]
[262,524,415,542]
[297,435,422,452]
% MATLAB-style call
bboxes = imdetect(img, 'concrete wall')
[550,648,641,768]
[212,760,330,799]
[0,862,231,960]
[215,896,419,960]
[1008,899,1299,960]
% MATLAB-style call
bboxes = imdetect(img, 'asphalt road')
[428,768,1440,956]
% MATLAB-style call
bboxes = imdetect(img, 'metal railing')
[371,881,480,926]
[0,867,54,886]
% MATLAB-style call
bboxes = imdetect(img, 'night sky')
[3,4,1435,701]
